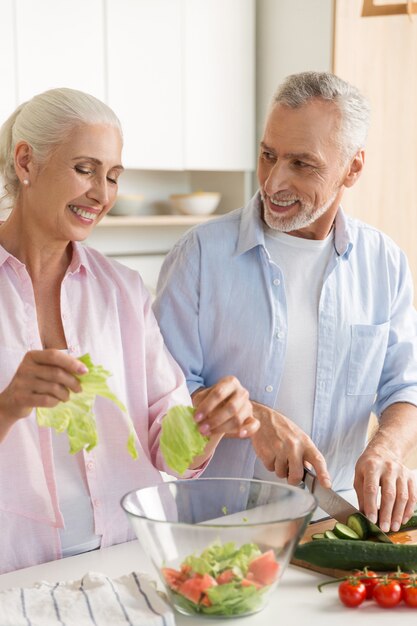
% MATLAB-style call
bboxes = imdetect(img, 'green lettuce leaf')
[184,540,261,578]
[171,540,267,616]
[160,405,208,475]
[36,353,138,459]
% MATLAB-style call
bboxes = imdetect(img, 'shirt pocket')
[347,322,390,396]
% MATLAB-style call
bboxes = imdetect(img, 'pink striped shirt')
[0,242,196,574]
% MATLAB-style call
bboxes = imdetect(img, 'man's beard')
[261,189,338,233]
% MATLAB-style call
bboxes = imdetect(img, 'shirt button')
[93,499,100,508]
[265,385,273,393]
[86,461,94,471]
[276,331,285,339]
[273,278,280,286]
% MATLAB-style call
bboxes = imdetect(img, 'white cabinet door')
[15,0,105,103]
[184,0,255,171]
[0,0,17,123]
[106,0,183,170]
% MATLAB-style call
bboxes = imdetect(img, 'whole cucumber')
[294,539,417,571]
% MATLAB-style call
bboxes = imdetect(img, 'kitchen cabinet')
[184,0,255,171]
[106,0,255,171]
[3,0,254,173]
[106,0,183,170]
[14,0,105,103]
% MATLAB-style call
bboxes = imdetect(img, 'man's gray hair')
[271,71,371,160]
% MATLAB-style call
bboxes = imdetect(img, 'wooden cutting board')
[290,518,417,578]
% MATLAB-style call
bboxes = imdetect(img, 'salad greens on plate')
[36,353,138,459]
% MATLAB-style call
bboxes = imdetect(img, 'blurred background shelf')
[98,215,216,227]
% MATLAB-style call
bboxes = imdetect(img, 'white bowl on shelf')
[109,194,144,216]
[169,192,221,216]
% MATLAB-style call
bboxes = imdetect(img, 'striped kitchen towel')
[0,571,176,626]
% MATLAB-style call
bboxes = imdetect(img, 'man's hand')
[354,443,417,533]
[251,401,331,488]
[354,403,417,533]
[192,377,259,439]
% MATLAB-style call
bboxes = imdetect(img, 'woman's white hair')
[0,87,122,208]
[270,71,371,161]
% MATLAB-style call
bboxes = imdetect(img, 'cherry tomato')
[403,583,417,608]
[373,579,402,608]
[354,569,379,600]
[388,570,411,589]
[338,579,366,608]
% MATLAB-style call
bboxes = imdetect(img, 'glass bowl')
[121,478,316,618]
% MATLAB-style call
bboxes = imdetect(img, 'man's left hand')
[354,443,417,533]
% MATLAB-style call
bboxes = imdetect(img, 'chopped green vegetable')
[36,353,138,459]
[160,405,209,475]
[184,540,262,578]
[222,506,228,515]
[162,540,279,616]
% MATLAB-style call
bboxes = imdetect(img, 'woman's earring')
[22,178,30,186]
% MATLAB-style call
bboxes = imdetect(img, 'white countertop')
[1,539,417,624]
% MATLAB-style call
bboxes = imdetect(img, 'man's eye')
[107,176,118,185]
[261,151,275,161]
[294,160,311,169]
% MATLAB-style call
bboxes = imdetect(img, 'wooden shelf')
[98,214,217,227]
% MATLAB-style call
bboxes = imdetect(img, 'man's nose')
[264,161,289,195]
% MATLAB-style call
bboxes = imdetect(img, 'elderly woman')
[0,88,257,573]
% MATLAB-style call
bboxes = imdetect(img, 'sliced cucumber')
[312,533,326,540]
[332,522,360,540]
[324,530,339,540]
[347,513,369,540]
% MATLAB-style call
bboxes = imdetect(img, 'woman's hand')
[192,376,259,439]
[188,377,259,469]
[0,350,87,440]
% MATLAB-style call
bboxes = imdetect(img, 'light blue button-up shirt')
[154,192,417,490]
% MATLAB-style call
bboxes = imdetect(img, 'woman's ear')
[14,141,33,183]
[343,150,365,188]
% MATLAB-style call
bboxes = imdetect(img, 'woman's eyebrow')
[72,156,124,171]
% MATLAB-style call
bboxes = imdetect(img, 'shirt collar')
[333,207,354,258]
[0,241,96,278]
[235,191,267,256]
[235,191,354,259]
[67,242,97,278]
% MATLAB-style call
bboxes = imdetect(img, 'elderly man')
[154,71,417,533]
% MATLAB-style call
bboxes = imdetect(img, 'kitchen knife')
[302,466,393,544]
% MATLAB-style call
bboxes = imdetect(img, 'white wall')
[255,0,334,183]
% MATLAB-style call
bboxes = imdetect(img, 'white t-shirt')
[51,351,101,557]
[52,431,101,556]
[254,226,334,481]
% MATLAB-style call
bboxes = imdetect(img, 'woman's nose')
[87,177,109,205]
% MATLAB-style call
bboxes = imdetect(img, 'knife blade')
[302,466,393,544]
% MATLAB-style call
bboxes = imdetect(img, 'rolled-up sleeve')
[374,248,417,416]
[154,232,206,396]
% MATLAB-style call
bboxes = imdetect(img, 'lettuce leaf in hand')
[36,353,138,459]
[160,405,208,475]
